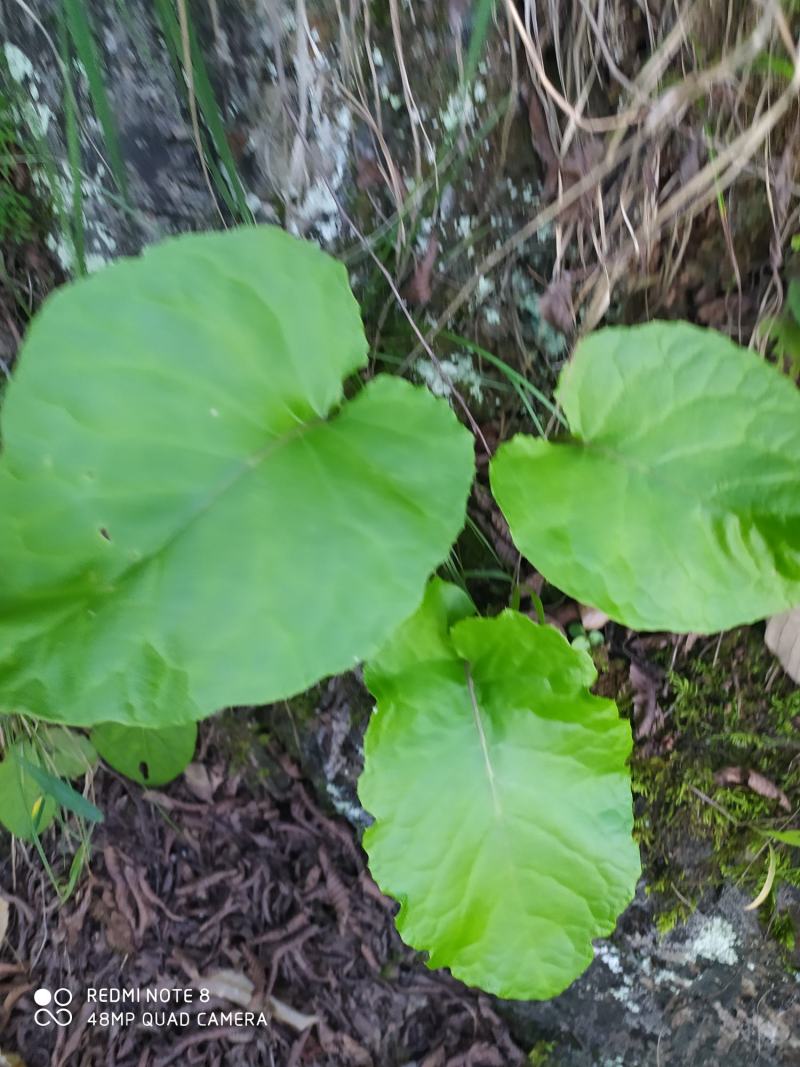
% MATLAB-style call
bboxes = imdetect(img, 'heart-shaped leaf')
[359,580,639,1000]
[0,227,474,726]
[91,722,197,786]
[491,321,800,633]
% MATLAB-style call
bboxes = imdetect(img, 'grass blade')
[16,755,104,824]
[61,0,129,201]
[442,330,566,431]
[152,0,252,223]
[464,0,495,86]
[57,9,86,274]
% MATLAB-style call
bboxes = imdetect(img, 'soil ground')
[0,725,527,1066]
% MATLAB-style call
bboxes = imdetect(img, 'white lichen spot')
[440,89,475,133]
[416,354,483,403]
[326,782,369,826]
[246,192,263,216]
[475,275,493,303]
[415,215,434,253]
[688,917,738,966]
[46,233,76,274]
[85,253,111,274]
[438,184,455,221]
[3,43,34,82]
[455,214,473,239]
[484,307,500,326]
[610,984,640,1014]
[287,99,352,246]
[595,943,623,975]
[653,967,692,990]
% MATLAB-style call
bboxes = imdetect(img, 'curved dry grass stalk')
[425,0,800,346]
[176,0,225,226]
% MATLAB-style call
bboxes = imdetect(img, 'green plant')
[491,322,800,633]
[767,275,800,378]
[1,227,798,1002]
[0,226,472,727]
[359,578,639,999]
[0,94,35,245]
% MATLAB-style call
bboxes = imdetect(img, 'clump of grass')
[0,92,36,245]
[0,714,99,903]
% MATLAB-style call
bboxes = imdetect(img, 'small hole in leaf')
[139,761,150,781]
[99,528,111,541]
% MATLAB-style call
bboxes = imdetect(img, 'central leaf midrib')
[456,666,616,961]
[463,663,501,815]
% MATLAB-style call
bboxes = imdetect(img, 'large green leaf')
[359,579,639,1000]
[491,321,800,633]
[0,227,474,727]
[91,722,197,786]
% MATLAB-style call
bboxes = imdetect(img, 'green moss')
[631,627,800,949]
[528,1040,556,1066]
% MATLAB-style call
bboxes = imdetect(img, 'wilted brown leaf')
[268,995,318,1032]
[183,762,216,802]
[579,604,609,631]
[196,968,318,1031]
[539,276,574,336]
[765,607,800,683]
[714,767,791,812]
[199,968,254,1007]
[630,662,663,741]
[404,237,439,307]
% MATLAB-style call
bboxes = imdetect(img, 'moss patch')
[630,627,800,951]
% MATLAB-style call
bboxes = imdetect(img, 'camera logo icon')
[33,987,73,1027]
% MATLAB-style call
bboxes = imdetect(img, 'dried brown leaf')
[579,604,609,631]
[269,995,318,1032]
[199,969,254,1008]
[629,662,663,740]
[183,762,215,802]
[538,276,574,336]
[765,607,800,683]
[405,237,439,307]
[714,767,791,812]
